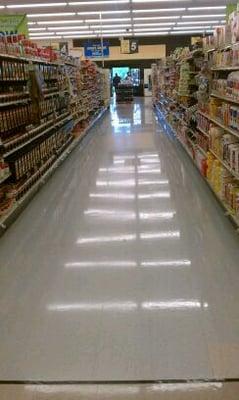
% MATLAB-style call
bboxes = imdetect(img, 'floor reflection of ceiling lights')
[76,231,180,244]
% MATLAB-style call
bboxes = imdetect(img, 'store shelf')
[206,178,239,229]
[197,111,239,139]
[0,107,108,236]
[155,105,239,230]
[0,98,30,108]
[211,91,239,104]
[196,126,210,138]
[197,145,208,157]
[0,52,64,66]
[210,148,239,180]
[0,171,11,185]
[211,66,239,71]
[3,113,72,158]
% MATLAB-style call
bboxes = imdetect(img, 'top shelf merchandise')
[0,35,109,230]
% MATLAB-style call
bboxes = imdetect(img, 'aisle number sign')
[0,14,28,37]
[120,38,139,54]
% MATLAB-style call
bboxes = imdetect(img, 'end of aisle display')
[152,21,239,231]
[0,34,110,235]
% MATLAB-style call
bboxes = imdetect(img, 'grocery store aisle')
[0,98,239,386]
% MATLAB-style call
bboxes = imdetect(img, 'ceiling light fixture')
[133,7,186,13]
[30,32,57,35]
[187,6,226,10]
[69,0,129,3]
[28,12,76,17]
[182,14,225,18]
[177,20,222,25]
[77,10,130,14]
[86,18,131,22]
[173,26,211,30]
[56,30,91,34]
[47,25,89,30]
[29,27,47,31]
[134,22,174,26]
[37,19,83,24]
[7,2,67,8]
[29,35,62,39]
[134,16,179,20]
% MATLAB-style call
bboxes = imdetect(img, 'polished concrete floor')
[0,99,239,394]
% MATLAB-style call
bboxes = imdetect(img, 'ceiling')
[0,0,232,41]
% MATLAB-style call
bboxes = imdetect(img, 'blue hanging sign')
[84,40,109,58]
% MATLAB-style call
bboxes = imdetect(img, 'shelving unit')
[152,38,239,230]
[0,39,110,232]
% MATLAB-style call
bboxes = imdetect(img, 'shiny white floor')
[0,98,239,381]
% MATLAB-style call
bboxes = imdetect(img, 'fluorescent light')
[142,300,201,310]
[171,30,213,34]
[134,22,174,26]
[28,12,76,17]
[95,29,132,33]
[76,234,137,244]
[173,26,211,30]
[133,7,185,13]
[65,261,137,268]
[62,34,97,37]
[30,32,56,36]
[28,22,36,25]
[38,19,83,24]
[187,6,226,11]
[77,10,130,14]
[48,301,137,311]
[140,231,180,239]
[56,30,91,34]
[30,35,62,39]
[182,14,225,18]
[134,16,179,20]
[134,27,171,31]
[86,18,131,22]
[177,20,222,25]
[48,25,88,30]
[91,24,131,28]
[69,0,129,3]
[0,5,5,8]
[7,2,66,8]
[141,260,191,267]
[134,27,171,34]
[29,27,47,31]
[134,0,186,1]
